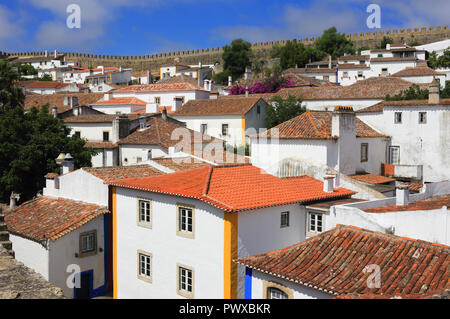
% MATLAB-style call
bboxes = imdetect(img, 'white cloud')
[212,0,450,43]
[0,5,25,50]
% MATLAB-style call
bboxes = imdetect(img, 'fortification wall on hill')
[2,25,449,73]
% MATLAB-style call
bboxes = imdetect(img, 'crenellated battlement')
[2,25,448,73]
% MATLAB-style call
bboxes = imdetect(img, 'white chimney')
[62,153,74,174]
[104,92,111,101]
[323,175,335,193]
[386,43,391,50]
[45,50,48,57]
[204,79,209,90]
[52,105,58,117]
[9,192,20,210]
[228,76,232,87]
[73,106,80,116]
[146,103,158,113]
[168,146,175,156]
[332,106,357,175]
[99,66,104,75]
[54,49,57,59]
[245,86,249,97]
[173,97,183,111]
[139,116,146,130]
[119,66,123,72]
[146,70,151,84]
[429,77,440,104]
[396,185,410,206]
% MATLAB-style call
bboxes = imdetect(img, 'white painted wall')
[91,103,145,114]
[115,187,225,299]
[175,115,244,146]
[67,123,113,142]
[48,215,106,298]
[9,234,49,280]
[301,99,382,111]
[43,169,108,206]
[250,270,333,299]
[357,106,450,182]
[120,144,167,166]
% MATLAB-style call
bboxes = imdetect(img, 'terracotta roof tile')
[357,98,450,113]
[82,165,164,182]
[109,164,356,212]
[173,96,264,116]
[112,82,207,93]
[349,173,396,184]
[85,141,118,149]
[91,97,147,106]
[275,83,431,100]
[4,197,110,242]
[235,225,450,298]
[24,92,104,114]
[364,194,450,213]
[392,66,443,77]
[25,81,70,89]
[63,113,155,123]
[259,110,386,139]
[117,117,220,148]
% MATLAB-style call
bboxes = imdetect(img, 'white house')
[326,181,450,245]
[62,66,126,85]
[24,81,80,95]
[275,79,432,111]
[251,106,389,179]
[356,81,450,183]
[108,163,356,299]
[4,194,109,299]
[173,96,268,147]
[63,113,157,167]
[117,115,225,166]
[391,66,446,88]
[110,82,210,113]
[235,224,449,299]
[90,94,148,114]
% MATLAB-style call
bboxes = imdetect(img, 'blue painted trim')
[336,69,339,84]
[73,269,94,299]
[245,267,252,299]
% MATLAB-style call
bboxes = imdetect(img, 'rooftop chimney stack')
[54,50,57,59]
[429,77,440,104]
[396,184,410,206]
[9,192,20,210]
[228,76,232,87]
[323,175,335,193]
[162,107,168,121]
[245,86,249,97]
[52,105,58,117]
[328,55,332,69]
[147,70,151,84]
[62,153,74,174]
[332,106,357,175]
[112,115,130,143]
[139,115,146,130]
[45,50,48,57]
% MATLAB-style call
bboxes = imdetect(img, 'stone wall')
[2,25,449,73]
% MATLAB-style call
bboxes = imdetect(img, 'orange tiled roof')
[82,165,164,182]
[108,164,356,212]
[25,81,70,89]
[259,110,387,139]
[364,194,450,213]
[91,97,147,106]
[85,141,118,149]
[275,83,431,100]
[117,116,220,148]
[392,66,443,77]
[173,96,263,116]
[63,113,155,123]
[234,224,450,298]
[349,173,395,184]
[24,92,105,114]
[112,82,207,93]
[357,98,450,113]
[4,197,109,242]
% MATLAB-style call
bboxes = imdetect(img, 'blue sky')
[0,0,448,55]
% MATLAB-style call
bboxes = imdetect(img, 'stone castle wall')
[2,25,449,73]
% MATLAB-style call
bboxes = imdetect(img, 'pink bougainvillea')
[228,75,296,95]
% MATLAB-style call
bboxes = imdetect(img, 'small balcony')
[381,163,423,180]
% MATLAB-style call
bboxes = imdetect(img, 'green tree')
[40,74,53,81]
[270,44,282,59]
[14,63,38,77]
[215,38,252,83]
[0,60,96,203]
[377,36,393,49]
[441,81,450,98]
[315,27,355,59]
[265,95,306,128]
[385,84,429,101]
[427,49,450,69]
[407,39,421,46]
[279,40,325,70]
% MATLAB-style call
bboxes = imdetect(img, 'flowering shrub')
[228,74,295,95]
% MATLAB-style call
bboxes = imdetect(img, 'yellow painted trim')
[112,186,118,299]
[223,212,238,299]
[241,116,246,146]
